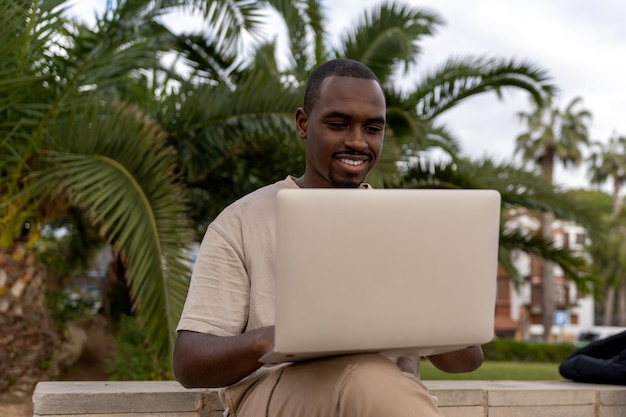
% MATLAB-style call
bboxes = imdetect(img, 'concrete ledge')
[33,380,626,417]
[427,381,626,417]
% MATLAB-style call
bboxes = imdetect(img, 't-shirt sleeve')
[176,225,249,336]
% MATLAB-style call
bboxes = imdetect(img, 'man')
[173,58,484,416]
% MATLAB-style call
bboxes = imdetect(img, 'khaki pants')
[225,354,442,417]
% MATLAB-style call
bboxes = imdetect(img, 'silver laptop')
[260,188,501,364]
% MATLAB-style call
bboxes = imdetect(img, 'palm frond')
[515,95,592,176]
[338,2,442,83]
[412,56,556,120]
[170,32,238,84]
[383,87,426,143]
[0,0,68,125]
[588,136,626,189]
[500,229,596,291]
[1,0,73,235]
[421,123,462,157]
[266,0,329,74]
[164,73,302,183]
[26,97,194,364]
[247,42,281,77]
[161,71,304,229]
[392,157,601,230]
[181,0,266,55]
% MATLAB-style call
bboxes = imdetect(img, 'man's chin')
[330,177,365,188]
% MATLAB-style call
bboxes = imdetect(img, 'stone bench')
[32,380,626,417]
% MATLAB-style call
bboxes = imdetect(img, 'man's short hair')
[303,59,382,114]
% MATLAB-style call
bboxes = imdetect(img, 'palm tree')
[589,136,626,215]
[514,95,592,340]
[516,96,592,180]
[588,136,626,325]
[1,0,256,376]
[586,213,626,326]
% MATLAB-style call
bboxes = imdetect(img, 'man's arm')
[426,345,484,373]
[173,326,274,388]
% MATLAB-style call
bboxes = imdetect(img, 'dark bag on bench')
[559,330,626,385]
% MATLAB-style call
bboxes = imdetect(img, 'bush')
[483,338,578,362]
[46,289,96,329]
[106,315,172,380]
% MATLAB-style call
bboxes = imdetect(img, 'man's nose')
[344,127,367,150]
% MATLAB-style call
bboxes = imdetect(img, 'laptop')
[259,188,501,364]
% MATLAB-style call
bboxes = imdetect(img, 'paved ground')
[0,399,32,417]
[1,317,115,417]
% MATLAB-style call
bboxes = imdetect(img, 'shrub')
[106,315,172,380]
[46,289,96,329]
[483,338,578,362]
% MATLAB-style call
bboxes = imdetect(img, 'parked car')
[575,326,626,345]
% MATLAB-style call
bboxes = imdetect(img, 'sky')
[67,0,626,191]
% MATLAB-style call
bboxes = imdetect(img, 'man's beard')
[330,174,363,188]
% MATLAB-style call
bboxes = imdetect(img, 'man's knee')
[338,354,441,416]
[340,354,406,395]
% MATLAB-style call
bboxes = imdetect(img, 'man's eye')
[365,126,383,133]
[327,122,347,129]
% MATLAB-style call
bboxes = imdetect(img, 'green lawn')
[420,360,565,381]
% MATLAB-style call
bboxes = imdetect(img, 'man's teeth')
[341,158,364,166]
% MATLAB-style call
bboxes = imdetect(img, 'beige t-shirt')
[178,176,299,335]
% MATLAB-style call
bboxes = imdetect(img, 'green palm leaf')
[162,71,304,230]
[412,56,556,120]
[499,229,596,290]
[392,157,599,229]
[266,0,328,74]
[179,0,266,56]
[515,95,591,177]
[27,98,194,364]
[338,2,442,83]
[165,73,302,183]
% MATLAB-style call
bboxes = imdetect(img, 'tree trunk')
[618,282,626,326]
[541,211,556,342]
[102,249,132,323]
[0,243,61,399]
[610,178,623,326]
[612,175,622,216]
[540,148,556,342]
[602,179,624,326]
[603,285,616,326]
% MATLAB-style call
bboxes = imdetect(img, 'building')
[494,212,595,342]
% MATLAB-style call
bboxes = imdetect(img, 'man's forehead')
[320,75,381,89]
[318,76,385,102]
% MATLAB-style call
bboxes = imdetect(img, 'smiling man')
[173,59,483,417]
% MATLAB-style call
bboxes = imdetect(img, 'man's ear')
[295,107,308,139]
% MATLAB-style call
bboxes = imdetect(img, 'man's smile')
[335,154,371,174]
[339,158,366,166]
